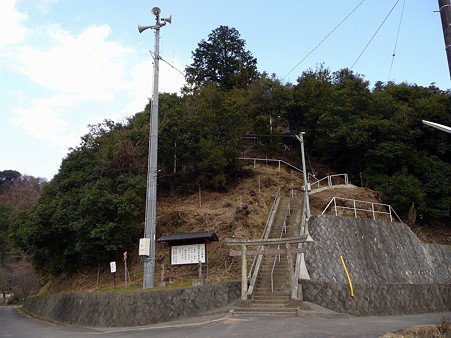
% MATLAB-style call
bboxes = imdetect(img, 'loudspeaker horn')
[138,24,152,33]
[151,7,161,16]
[162,15,172,24]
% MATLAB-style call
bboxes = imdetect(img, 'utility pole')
[438,0,451,78]
[138,7,171,289]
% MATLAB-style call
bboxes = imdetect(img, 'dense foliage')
[8,27,450,275]
[0,170,45,263]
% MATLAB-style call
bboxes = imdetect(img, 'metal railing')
[322,197,402,223]
[270,200,291,293]
[239,158,349,191]
[247,188,281,296]
[238,157,305,174]
[308,174,349,190]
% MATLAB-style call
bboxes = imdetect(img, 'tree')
[185,26,259,90]
[0,203,12,264]
[0,265,12,302]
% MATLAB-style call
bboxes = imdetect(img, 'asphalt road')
[0,306,449,338]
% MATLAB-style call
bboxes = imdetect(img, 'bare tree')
[0,264,12,302]
[11,262,40,300]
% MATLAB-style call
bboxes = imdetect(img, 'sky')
[1,0,449,180]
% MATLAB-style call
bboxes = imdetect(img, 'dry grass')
[382,316,450,338]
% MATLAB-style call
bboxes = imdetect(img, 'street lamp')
[295,132,311,220]
[138,7,171,289]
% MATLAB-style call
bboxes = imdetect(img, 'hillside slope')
[44,162,448,294]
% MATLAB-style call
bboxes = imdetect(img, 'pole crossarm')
[225,235,308,247]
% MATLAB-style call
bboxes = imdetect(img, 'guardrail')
[309,174,349,189]
[239,158,349,191]
[322,197,402,223]
[238,157,305,174]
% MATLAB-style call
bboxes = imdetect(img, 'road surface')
[0,306,449,338]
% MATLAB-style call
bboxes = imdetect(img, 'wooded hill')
[1,26,449,280]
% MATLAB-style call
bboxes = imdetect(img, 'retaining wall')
[302,281,450,316]
[23,280,240,327]
[301,215,451,315]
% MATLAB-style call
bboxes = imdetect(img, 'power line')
[351,0,400,70]
[283,0,366,80]
[388,0,406,82]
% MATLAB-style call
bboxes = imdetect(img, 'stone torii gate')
[225,235,308,300]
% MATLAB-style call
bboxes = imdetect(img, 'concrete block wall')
[305,215,450,284]
[301,215,450,315]
[302,281,450,316]
[23,280,240,327]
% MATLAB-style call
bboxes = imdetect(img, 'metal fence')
[238,157,304,174]
[308,174,349,189]
[322,197,402,223]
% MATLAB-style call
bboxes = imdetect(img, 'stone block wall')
[300,215,450,315]
[302,281,450,316]
[23,280,240,327]
[305,215,450,284]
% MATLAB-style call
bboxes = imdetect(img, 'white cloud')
[15,24,133,101]
[12,93,79,150]
[0,0,29,47]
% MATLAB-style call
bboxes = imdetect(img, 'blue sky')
[1,0,449,180]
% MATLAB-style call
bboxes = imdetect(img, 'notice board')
[171,243,206,265]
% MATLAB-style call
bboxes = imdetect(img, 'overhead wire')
[388,0,406,82]
[282,0,367,81]
[149,50,185,77]
[351,0,400,70]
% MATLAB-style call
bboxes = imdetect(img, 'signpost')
[123,251,128,288]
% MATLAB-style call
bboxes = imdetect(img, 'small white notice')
[110,261,116,273]
[171,243,206,265]
[139,238,151,256]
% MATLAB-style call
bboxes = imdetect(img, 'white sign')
[171,243,206,265]
[110,261,116,273]
[139,238,151,256]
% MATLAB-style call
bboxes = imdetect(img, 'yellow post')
[340,255,354,297]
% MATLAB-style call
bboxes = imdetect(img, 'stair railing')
[270,201,291,293]
[247,187,281,297]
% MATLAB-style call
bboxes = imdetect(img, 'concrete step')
[250,299,290,304]
[252,295,290,303]
[252,292,290,298]
[249,302,292,307]
[232,307,298,317]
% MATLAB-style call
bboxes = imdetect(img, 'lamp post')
[138,7,171,289]
[295,132,311,220]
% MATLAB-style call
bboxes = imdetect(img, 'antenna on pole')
[138,7,172,290]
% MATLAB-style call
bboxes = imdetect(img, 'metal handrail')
[247,188,281,296]
[322,197,402,222]
[270,201,290,293]
[309,174,349,189]
[238,157,307,175]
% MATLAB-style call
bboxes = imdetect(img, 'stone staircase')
[233,194,305,316]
